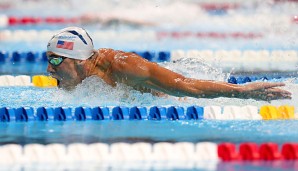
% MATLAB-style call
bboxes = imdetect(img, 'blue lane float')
[129,106,147,120]
[141,51,155,61]
[11,51,22,62]
[26,52,36,62]
[91,107,110,120]
[1,107,35,122]
[186,106,204,120]
[0,107,15,122]
[41,52,48,62]
[36,107,54,121]
[157,51,171,61]
[15,107,34,121]
[1,51,47,63]
[0,106,207,122]
[74,107,92,121]
[167,106,184,120]
[148,106,167,120]
[112,106,129,120]
[228,76,282,84]
[1,50,172,63]
[0,51,7,62]
[54,107,72,121]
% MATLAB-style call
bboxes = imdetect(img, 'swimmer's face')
[46,51,86,90]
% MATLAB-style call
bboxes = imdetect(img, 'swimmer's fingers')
[250,88,292,101]
[265,93,291,102]
[265,88,292,100]
[265,87,291,96]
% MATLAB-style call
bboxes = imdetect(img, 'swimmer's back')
[98,48,155,86]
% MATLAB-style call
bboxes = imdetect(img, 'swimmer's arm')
[140,62,290,100]
[129,61,240,98]
[116,53,290,100]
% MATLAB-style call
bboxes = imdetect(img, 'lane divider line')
[1,142,298,164]
[0,105,295,121]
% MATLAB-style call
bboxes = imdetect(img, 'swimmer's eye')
[48,55,66,66]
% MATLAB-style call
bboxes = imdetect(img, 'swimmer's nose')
[47,63,55,73]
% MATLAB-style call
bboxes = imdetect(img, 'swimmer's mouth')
[49,75,60,86]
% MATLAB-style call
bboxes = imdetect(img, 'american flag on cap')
[56,40,74,50]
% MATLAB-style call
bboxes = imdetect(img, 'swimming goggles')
[48,55,66,66]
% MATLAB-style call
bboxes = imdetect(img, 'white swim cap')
[47,27,94,60]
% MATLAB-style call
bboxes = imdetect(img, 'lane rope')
[0,105,295,121]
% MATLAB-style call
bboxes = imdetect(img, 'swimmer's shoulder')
[98,48,140,61]
[98,48,125,56]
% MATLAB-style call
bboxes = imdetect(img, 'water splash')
[161,57,230,81]
[45,76,190,107]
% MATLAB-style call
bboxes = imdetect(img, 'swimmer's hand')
[238,82,291,101]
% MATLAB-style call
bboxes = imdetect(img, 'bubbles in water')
[50,76,187,107]
[0,86,56,108]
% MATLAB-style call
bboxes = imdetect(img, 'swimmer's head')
[47,26,94,60]
[46,27,97,90]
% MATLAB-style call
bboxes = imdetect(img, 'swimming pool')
[1,0,298,170]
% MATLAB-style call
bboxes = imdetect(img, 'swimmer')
[46,27,291,101]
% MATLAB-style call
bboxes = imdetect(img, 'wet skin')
[47,48,292,101]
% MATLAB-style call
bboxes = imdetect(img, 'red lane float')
[218,143,240,161]
[259,143,282,160]
[282,143,298,160]
[239,143,260,160]
[218,142,298,161]
[7,16,79,25]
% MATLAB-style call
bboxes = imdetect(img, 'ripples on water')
[1,119,298,144]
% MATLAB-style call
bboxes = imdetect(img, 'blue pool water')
[1,120,298,145]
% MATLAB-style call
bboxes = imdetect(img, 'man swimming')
[46,27,291,101]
